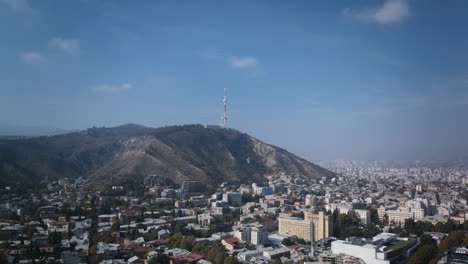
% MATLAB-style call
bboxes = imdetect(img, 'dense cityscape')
[0,160,466,264]
[2,0,468,263]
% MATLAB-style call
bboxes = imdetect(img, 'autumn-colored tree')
[439,230,465,253]
[407,244,437,264]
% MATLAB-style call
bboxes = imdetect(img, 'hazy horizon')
[2,0,468,161]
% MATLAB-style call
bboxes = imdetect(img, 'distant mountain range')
[315,159,468,171]
[0,124,334,188]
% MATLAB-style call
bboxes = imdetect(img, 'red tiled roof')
[170,253,203,262]
[223,237,240,244]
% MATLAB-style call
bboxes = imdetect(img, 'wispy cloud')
[92,83,132,93]
[342,0,409,24]
[1,0,37,15]
[228,56,258,68]
[20,51,43,64]
[49,38,80,56]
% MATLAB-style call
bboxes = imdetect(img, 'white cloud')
[228,56,258,68]
[92,83,132,93]
[342,0,409,24]
[1,0,37,15]
[49,38,80,56]
[20,52,42,64]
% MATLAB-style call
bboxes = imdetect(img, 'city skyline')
[2,0,468,160]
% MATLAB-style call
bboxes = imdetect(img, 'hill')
[0,124,334,188]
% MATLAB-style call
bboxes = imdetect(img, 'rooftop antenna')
[221,88,228,129]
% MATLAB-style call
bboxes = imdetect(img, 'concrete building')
[197,213,213,226]
[222,192,242,207]
[446,246,468,264]
[238,249,263,262]
[252,183,274,196]
[354,209,371,225]
[263,247,291,260]
[278,216,313,241]
[305,211,333,242]
[331,233,418,264]
[251,228,268,246]
[305,195,318,207]
[377,207,387,222]
[386,207,425,225]
[278,211,332,242]
[234,227,251,242]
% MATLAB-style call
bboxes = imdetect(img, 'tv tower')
[221,88,228,129]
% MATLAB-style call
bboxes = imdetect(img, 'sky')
[1,0,468,161]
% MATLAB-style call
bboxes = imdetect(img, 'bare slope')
[0,124,334,187]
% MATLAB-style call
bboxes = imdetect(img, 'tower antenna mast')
[221,88,228,129]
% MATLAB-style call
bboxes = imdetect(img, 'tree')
[282,237,295,246]
[174,221,188,234]
[209,224,219,234]
[439,230,465,253]
[206,248,219,262]
[148,254,169,264]
[224,256,239,264]
[440,219,456,233]
[110,219,120,231]
[420,234,436,246]
[407,244,437,264]
[214,252,226,264]
[192,242,208,255]
[89,245,97,256]
[179,236,196,251]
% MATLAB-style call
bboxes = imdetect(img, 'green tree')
[148,254,169,264]
[408,244,437,264]
[224,256,239,264]
[420,234,436,246]
[179,236,196,251]
[89,245,97,256]
[206,248,219,262]
[209,224,219,233]
[214,252,226,264]
[174,222,187,234]
[192,242,208,254]
[282,237,295,246]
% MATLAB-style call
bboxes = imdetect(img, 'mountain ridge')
[0,124,335,188]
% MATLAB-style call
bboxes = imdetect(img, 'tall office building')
[251,228,268,246]
[278,211,332,242]
[278,216,314,241]
[304,211,333,242]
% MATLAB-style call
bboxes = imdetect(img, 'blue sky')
[1,0,468,160]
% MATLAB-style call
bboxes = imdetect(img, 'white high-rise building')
[305,195,318,207]
[251,228,268,246]
[354,209,371,225]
